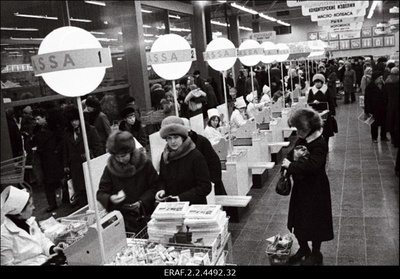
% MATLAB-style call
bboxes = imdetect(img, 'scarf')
[306,128,323,143]
[162,136,196,164]
[107,147,147,178]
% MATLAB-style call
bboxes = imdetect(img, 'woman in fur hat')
[119,105,148,148]
[281,108,334,266]
[97,131,159,233]
[307,73,336,146]
[155,116,211,204]
[1,186,66,265]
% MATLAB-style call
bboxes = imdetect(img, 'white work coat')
[246,102,265,119]
[230,109,247,134]
[203,125,224,146]
[1,216,54,265]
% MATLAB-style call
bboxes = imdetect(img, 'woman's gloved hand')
[110,190,126,204]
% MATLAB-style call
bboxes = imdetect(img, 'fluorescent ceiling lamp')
[170,27,191,32]
[14,12,58,20]
[259,13,277,21]
[143,24,152,28]
[4,47,19,50]
[169,14,181,19]
[1,27,39,31]
[97,38,118,42]
[8,51,20,54]
[231,3,258,14]
[218,1,227,3]
[70,17,92,23]
[144,33,154,37]
[144,39,153,43]
[277,20,290,26]
[10,37,43,41]
[90,31,105,35]
[141,9,153,13]
[368,1,380,19]
[239,26,253,31]
[211,20,229,27]
[84,0,106,6]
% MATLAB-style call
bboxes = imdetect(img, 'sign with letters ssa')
[146,49,196,65]
[31,48,111,76]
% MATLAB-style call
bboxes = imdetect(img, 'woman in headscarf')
[155,116,211,204]
[1,186,65,265]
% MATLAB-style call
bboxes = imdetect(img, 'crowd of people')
[1,55,398,266]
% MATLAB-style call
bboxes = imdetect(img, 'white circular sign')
[150,34,192,80]
[205,38,237,71]
[38,26,107,97]
[238,39,262,66]
[261,41,277,64]
[274,43,290,62]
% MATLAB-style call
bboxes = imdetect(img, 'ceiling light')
[239,26,253,31]
[211,20,229,27]
[277,20,291,26]
[70,17,92,23]
[10,37,43,41]
[14,12,58,20]
[141,9,153,13]
[169,14,181,19]
[144,33,154,37]
[84,0,106,6]
[90,31,106,35]
[368,1,380,19]
[231,3,258,15]
[143,25,152,28]
[1,27,39,31]
[259,13,277,21]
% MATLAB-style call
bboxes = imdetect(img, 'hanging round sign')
[274,43,290,62]
[203,37,237,71]
[31,26,112,97]
[148,34,196,80]
[238,39,263,66]
[261,41,278,64]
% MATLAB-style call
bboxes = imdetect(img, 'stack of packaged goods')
[183,204,229,247]
[148,202,190,243]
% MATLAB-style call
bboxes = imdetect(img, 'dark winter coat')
[151,88,166,110]
[286,135,334,242]
[236,74,246,99]
[307,84,336,138]
[245,77,259,96]
[119,119,147,148]
[84,111,110,152]
[188,131,226,195]
[157,137,211,204]
[63,123,104,191]
[31,124,64,184]
[384,74,399,136]
[343,69,356,93]
[327,71,338,99]
[97,148,159,232]
[204,83,219,109]
[364,82,387,126]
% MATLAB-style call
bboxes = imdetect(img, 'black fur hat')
[106,131,136,155]
[288,108,323,134]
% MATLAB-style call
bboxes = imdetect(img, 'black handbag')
[331,116,338,133]
[275,168,292,196]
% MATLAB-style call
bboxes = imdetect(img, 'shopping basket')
[1,155,27,186]
[265,234,293,265]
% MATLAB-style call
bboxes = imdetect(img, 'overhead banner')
[330,30,361,40]
[318,16,364,26]
[250,31,277,43]
[322,22,363,32]
[310,8,366,21]
[286,0,310,7]
[302,1,369,16]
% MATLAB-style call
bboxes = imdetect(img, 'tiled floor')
[27,96,399,266]
[229,98,399,266]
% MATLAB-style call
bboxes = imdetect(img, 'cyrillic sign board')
[310,8,366,21]
[317,15,364,26]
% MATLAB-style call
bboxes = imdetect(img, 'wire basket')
[1,155,26,185]
[266,246,291,265]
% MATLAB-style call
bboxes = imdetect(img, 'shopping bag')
[331,116,338,133]
[67,178,79,203]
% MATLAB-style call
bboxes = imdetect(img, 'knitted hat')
[106,130,136,155]
[371,71,383,82]
[151,83,162,92]
[159,116,188,139]
[1,186,30,224]
[120,104,136,118]
[234,96,246,109]
[312,73,325,83]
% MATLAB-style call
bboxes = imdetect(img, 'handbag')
[275,168,292,196]
[66,176,79,203]
[331,116,338,133]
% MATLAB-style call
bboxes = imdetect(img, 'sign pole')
[172,80,179,117]
[250,66,255,94]
[76,96,106,262]
[280,62,285,108]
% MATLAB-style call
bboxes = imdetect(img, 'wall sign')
[310,8,366,21]
[361,27,372,37]
[302,1,368,16]
[350,39,361,49]
[362,38,372,48]
[317,16,364,26]
[384,36,395,47]
[339,40,350,50]
[373,37,384,47]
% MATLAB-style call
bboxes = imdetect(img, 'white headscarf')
[1,186,30,224]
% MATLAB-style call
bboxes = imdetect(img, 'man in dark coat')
[383,67,399,147]
[31,108,65,212]
[150,83,166,110]
[119,104,148,148]
[63,106,105,207]
[364,71,388,143]
[282,108,334,266]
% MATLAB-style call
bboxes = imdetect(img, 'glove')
[121,201,141,215]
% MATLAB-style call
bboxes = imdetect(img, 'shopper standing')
[119,104,148,148]
[364,71,389,143]
[383,67,399,148]
[97,131,159,233]
[155,116,211,204]
[282,108,334,266]
[343,62,356,104]
[31,109,64,213]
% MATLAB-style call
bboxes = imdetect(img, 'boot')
[288,247,311,264]
[301,251,323,266]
